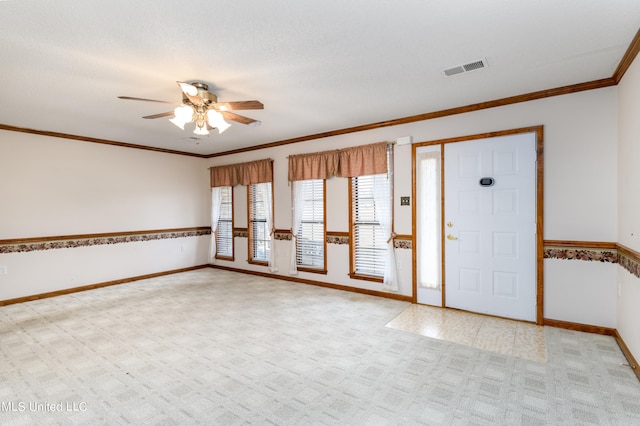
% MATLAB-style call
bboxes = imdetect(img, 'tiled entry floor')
[386,304,547,363]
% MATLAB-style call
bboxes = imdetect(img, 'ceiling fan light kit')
[119,81,263,138]
[171,82,229,136]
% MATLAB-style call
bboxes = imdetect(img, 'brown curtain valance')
[288,141,389,181]
[210,159,273,187]
[288,150,340,181]
[337,141,388,178]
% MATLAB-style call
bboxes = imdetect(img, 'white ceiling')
[1,0,639,156]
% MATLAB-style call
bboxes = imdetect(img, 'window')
[249,182,272,263]
[351,175,386,278]
[215,186,233,259]
[295,179,326,272]
[416,148,441,289]
[349,144,393,282]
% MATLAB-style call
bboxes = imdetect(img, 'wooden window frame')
[295,179,327,274]
[348,144,393,283]
[248,182,274,266]
[215,186,234,261]
[349,176,383,283]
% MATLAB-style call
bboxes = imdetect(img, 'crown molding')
[0,124,207,158]
[206,78,616,158]
[614,28,640,83]
[3,28,639,158]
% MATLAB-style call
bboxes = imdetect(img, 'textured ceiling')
[1,0,639,156]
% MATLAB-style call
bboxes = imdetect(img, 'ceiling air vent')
[444,58,488,77]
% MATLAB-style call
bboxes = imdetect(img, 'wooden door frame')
[411,126,544,325]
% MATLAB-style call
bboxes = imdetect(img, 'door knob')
[446,234,458,240]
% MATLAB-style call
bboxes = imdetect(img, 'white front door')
[444,133,537,321]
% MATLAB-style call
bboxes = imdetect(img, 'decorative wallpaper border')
[618,253,640,279]
[327,233,349,245]
[616,245,640,279]
[0,229,211,254]
[4,230,638,278]
[275,231,292,241]
[233,229,248,239]
[231,229,412,249]
[394,239,412,249]
[232,228,293,241]
[543,247,618,263]
[544,242,640,279]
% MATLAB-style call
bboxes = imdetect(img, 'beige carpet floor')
[0,268,638,425]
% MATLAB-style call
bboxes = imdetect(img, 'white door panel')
[444,133,536,321]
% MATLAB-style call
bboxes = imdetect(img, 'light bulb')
[174,105,194,122]
[194,125,209,136]
[207,109,223,122]
[169,116,186,130]
[215,120,231,134]
[207,109,231,133]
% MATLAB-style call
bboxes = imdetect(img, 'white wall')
[0,85,623,332]
[0,132,209,237]
[0,131,211,300]
[208,87,619,319]
[617,53,640,359]
[0,237,210,300]
[544,260,617,327]
[211,143,415,297]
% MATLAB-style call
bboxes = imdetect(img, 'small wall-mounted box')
[400,196,410,206]
[396,136,413,146]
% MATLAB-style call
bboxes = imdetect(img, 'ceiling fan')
[119,81,263,136]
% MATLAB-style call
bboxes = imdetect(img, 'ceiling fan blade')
[118,96,176,104]
[143,111,175,119]
[214,100,264,111]
[177,81,205,106]
[221,111,261,126]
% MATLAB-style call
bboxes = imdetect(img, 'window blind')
[352,174,387,277]
[249,183,271,262]
[216,186,233,258]
[296,179,325,269]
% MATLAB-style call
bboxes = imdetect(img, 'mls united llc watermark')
[1,401,87,412]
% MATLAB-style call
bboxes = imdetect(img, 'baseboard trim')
[543,318,616,336]
[0,265,209,306]
[614,330,640,381]
[208,264,412,302]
